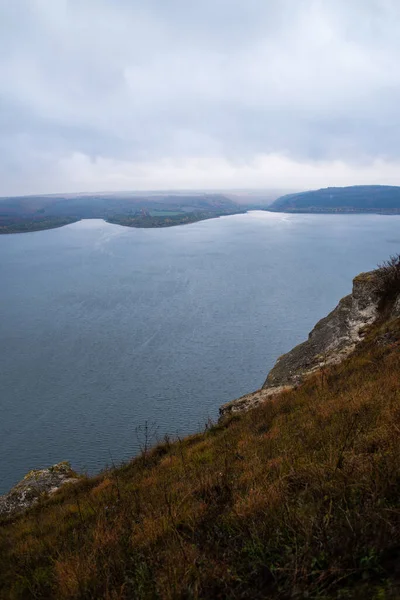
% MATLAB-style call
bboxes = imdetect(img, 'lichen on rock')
[0,461,79,518]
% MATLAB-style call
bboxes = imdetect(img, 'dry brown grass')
[2,318,400,599]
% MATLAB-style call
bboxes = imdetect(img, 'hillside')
[269,185,400,213]
[1,263,400,598]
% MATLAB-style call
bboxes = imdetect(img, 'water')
[1,212,399,493]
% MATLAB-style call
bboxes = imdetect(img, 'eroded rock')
[220,270,383,417]
[0,461,79,518]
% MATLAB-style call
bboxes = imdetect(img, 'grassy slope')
[1,319,400,599]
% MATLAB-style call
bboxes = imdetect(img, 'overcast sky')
[2,0,400,195]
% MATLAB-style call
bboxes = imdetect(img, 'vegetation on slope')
[1,309,400,598]
[269,185,400,213]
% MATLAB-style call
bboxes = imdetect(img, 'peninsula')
[0,192,246,234]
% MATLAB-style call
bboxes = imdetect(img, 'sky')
[1,0,400,195]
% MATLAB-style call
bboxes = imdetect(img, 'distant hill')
[269,185,400,213]
[0,193,243,233]
[0,192,239,218]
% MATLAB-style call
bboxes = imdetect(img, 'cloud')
[1,0,400,194]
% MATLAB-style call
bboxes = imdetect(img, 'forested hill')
[269,185,400,213]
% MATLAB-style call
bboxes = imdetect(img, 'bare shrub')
[135,420,159,464]
[376,254,400,311]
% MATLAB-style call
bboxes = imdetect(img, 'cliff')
[220,268,396,416]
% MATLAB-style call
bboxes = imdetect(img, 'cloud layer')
[2,0,400,194]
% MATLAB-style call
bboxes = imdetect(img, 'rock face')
[264,271,381,388]
[0,461,79,518]
[220,270,382,417]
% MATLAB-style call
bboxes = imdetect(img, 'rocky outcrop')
[263,271,381,388]
[219,385,292,416]
[220,270,384,417]
[0,462,79,518]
